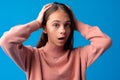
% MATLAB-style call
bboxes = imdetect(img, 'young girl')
[0,2,112,80]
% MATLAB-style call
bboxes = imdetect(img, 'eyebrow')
[52,20,71,23]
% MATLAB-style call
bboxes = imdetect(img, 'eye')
[53,23,60,28]
[64,23,71,28]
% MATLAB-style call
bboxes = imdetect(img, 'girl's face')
[44,9,71,47]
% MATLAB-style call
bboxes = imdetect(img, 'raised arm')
[0,4,52,71]
[0,20,40,71]
[75,20,112,67]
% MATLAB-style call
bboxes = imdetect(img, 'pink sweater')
[0,20,112,80]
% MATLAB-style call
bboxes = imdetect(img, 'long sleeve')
[0,20,40,71]
[76,21,112,67]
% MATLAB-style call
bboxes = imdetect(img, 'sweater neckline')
[39,45,71,66]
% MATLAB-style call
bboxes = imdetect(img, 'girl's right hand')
[36,3,52,28]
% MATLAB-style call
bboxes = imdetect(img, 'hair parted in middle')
[36,2,76,50]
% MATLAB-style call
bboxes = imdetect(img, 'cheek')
[66,29,71,36]
[46,27,57,35]
[46,28,57,38]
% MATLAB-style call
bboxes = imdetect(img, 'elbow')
[0,32,10,48]
[0,36,5,47]
[107,37,112,48]
[104,36,112,49]
[0,38,1,46]
[0,37,8,48]
[96,36,112,50]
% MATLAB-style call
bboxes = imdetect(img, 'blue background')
[0,0,119,80]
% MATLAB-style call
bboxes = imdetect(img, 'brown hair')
[36,2,75,50]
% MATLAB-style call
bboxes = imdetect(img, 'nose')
[60,26,66,34]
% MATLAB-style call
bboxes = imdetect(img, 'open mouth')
[58,37,66,42]
[58,37,65,40]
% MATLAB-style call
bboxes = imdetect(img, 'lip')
[58,37,66,42]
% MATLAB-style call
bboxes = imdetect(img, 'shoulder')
[32,47,45,55]
[70,46,85,55]
[70,46,89,58]
[71,46,83,52]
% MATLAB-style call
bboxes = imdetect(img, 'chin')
[56,43,65,47]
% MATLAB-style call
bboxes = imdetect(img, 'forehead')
[47,9,70,22]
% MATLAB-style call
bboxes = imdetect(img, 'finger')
[44,5,52,11]
[40,4,52,13]
[43,3,52,9]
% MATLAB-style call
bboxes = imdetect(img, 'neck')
[44,42,65,58]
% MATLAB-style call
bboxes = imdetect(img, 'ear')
[43,26,47,34]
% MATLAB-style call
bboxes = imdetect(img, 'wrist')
[36,20,42,28]
[75,20,82,31]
